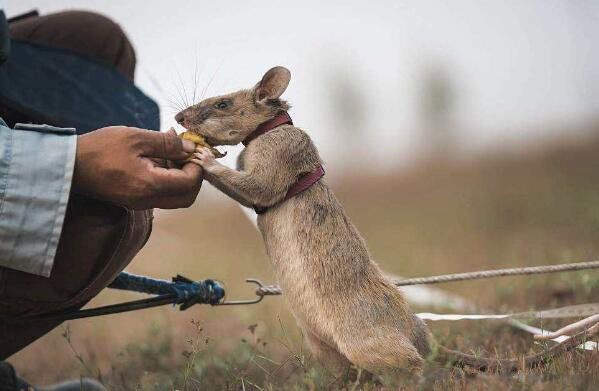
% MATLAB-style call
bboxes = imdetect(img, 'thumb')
[140,130,196,160]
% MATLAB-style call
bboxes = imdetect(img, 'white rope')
[395,261,599,286]
[417,303,599,321]
[396,274,598,351]
[415,308,598,351]
[534,314,599,341]
[510,320,597,351]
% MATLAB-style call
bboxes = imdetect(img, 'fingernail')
[182,139,196,153]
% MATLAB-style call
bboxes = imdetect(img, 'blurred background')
[4,0,599,388]
[7,0,599,172]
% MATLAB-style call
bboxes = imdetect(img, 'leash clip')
[217,279,268,305]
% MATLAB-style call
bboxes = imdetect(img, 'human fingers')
[138,130,195,160]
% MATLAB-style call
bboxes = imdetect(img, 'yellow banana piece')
[180,131,226,158]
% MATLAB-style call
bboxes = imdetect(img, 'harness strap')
[254,164,325,214]
[242,112,326,214]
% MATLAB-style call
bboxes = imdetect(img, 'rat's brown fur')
[177,67,592,380]
[177,67,431,378]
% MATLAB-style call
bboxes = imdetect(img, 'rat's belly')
[271,253,330,334]
[256,199,369,341]
[257,207,338,339]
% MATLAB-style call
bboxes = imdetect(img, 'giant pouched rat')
[175,66,590,380]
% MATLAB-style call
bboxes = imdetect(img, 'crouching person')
[0,8,202,390]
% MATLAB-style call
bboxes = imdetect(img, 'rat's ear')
[254,66,291,102]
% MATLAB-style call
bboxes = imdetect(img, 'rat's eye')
[215,100,229,110]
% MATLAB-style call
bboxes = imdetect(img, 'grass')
[9,128,599,389]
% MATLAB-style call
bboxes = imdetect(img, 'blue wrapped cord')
[20,272,226,322]
[109,272,225,308]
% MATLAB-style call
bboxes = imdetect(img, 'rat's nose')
[175,111,185,125]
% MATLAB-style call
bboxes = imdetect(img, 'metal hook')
[217,278,266,305]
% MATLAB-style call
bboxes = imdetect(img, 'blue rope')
[15,272,226,322]
[108,272,225,309]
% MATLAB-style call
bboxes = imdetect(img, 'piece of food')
[180,131,226,158]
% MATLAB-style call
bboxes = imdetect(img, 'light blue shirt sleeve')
[0,120,76,277]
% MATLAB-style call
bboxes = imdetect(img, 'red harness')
[243,112,325,214]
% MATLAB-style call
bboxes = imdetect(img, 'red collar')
[242,112,293,146]
[254,164,325,214]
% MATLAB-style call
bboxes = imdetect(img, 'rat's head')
[175,66,291,146]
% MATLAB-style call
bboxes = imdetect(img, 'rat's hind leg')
[336,330,424,377]
[303,331,351,376]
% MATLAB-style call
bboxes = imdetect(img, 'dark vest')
[0,10,9,65]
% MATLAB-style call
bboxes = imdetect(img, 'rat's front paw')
[192,147,218,170]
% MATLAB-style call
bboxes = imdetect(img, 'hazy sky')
[5,0,599,167]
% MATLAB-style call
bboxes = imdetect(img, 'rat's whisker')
[163,88,186,113]
[139,64,188,113]
[167,60,190,110]
[200,59,224,100]
[164,97,185,113]
[169,79,189,112]
[175,66,190,108]
[192,56,200,105]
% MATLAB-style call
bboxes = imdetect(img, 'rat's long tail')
[437,328,593,374]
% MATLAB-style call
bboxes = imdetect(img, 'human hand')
[73,126,203,209]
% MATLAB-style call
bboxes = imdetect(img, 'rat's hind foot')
[337,332,425,378]
[303,331,351,377]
